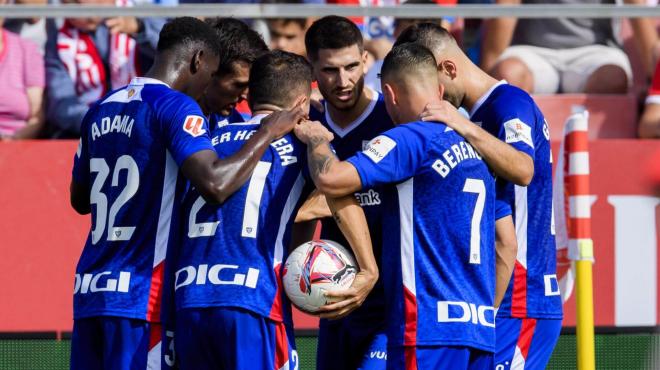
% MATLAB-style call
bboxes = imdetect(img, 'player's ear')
[383,83,397,107]
[190,49,203,74]
[439,60,458,80]
[362,50,369,74]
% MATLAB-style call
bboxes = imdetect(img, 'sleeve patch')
[183,115,207,137]
[503,119,534,148]
[363,135,397,163]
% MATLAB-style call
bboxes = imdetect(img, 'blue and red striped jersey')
[471,81,563,319]
[172,115,312,323]
[347,121,498,352]
[71,77,215,322]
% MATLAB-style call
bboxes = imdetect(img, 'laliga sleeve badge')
[183,115,206,137]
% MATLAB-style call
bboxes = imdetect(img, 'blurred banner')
[0,139,658,332]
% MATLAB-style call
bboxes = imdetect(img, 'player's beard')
[327,75,365,112]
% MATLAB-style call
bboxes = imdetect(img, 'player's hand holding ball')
[283,240,376,319]
[317,267,377,320]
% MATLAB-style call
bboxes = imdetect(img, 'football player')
[299,15,395,370]
[69,17,305,369]
[399,23,563,369]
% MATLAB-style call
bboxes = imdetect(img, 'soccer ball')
[283,239,358,313]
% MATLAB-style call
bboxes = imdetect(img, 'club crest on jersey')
[183,115,206,137]
[363,135,396,163]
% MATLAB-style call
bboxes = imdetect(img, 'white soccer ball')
[283,239,358,313]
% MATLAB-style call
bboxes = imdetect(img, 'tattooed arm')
[295,120,363,197]
[318,194,379,319]
[294,120,378,319]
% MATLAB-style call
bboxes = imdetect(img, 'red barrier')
[0,139,657,332]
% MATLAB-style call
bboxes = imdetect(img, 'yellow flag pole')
[564,110,595,370]
[576,240,595,370]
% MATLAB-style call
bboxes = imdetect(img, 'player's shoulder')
[129,81,200,120]
[399,120,448,136]
[491,84,540,114]
[373,120,447,149]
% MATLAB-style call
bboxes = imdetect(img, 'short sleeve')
[495,198,512,220]
[497,101,536,159]
[72,109,93,185]
[22,38,45,88]
[647,61,660,105]
[346,126,425,189]
[159,94,215,166]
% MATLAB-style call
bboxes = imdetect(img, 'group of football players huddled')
[69,15,561,370]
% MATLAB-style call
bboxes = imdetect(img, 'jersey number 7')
[463,178,485,265]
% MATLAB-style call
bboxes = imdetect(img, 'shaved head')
[380,43,441,124]
[381,42,438,89]
[394,22,467,108]
[394,22,457,56]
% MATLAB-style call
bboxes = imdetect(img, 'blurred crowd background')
[1,0,660,140]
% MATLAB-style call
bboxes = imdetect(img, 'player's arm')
[494,215,517,308]
[294,121,363,197]
[420,101,534,186]
[294,190,332,222]
[480,0,519,72]
[181,102,307,205]
[70,180,90,215]
[318,194,378,320]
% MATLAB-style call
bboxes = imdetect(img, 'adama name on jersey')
[90,114,135,141]
[212,129,298,166]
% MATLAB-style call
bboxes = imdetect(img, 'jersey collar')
[469,80,507,119]
[129,77,170,87]
[324,87,379,138]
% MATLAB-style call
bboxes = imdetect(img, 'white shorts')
[497,44,633,94]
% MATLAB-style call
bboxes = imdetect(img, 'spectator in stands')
[45,0,165,138]
[482,0,632,94]
[263,0,310,58]
[639,60,660,138]
[0,0,45,139]
[3,0,48,55]
[364,0,452,92]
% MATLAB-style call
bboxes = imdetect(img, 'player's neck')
[462,68,500,113]
[327,87,373,128]
[143,57,185,91]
